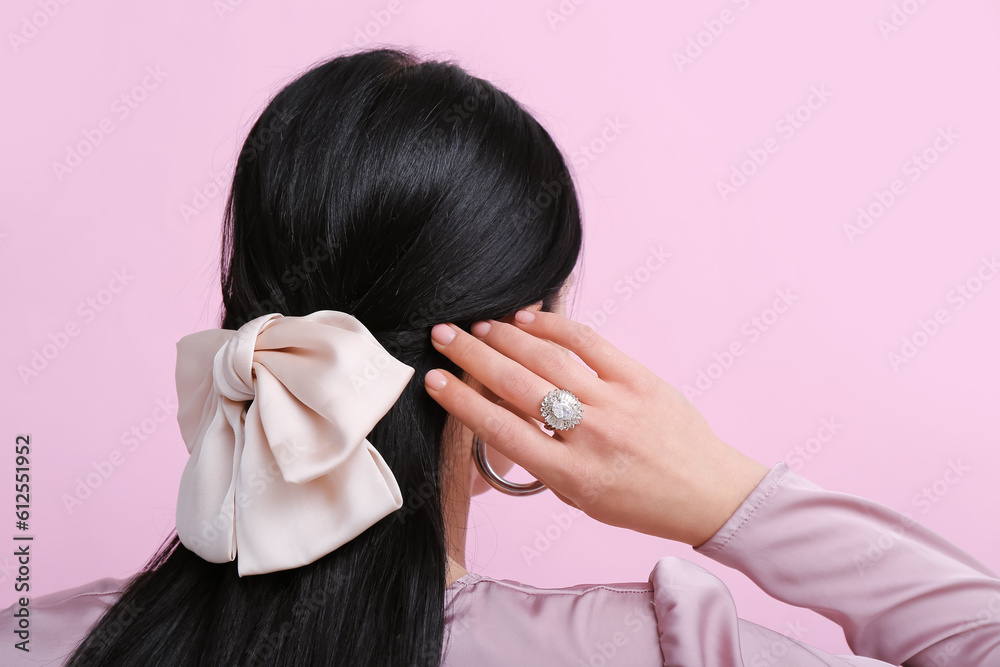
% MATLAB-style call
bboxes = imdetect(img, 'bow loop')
[174,311,414,576]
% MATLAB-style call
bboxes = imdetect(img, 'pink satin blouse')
[4,462,999,665]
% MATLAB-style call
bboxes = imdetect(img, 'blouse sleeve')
[694,461,1000,666]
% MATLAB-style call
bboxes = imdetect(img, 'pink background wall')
[3,0,999,657]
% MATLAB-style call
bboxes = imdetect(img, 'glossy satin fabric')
[5,462,999,665]
[174,310,413,576]
[441,463,1000,665]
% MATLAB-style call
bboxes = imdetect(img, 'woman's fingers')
[423,366,567,486]
[469,318,605,406]
[510,309,650,387]
[429,322,599,427]
[490,397,559,480]
[493,397,551,435]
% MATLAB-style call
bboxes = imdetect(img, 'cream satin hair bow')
[173,310,414,576]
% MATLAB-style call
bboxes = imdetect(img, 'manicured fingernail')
[431,323,456,345]
[471,320,492,337]
[425,369,448,391]
[514,309,536,324]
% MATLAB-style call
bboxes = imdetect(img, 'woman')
[4,46,999,666]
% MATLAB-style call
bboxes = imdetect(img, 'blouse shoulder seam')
[451,576,653,599]
[34,587,127,608]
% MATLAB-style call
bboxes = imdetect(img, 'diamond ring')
[540,388,583,430]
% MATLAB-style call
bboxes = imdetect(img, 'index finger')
[511,309,646,385]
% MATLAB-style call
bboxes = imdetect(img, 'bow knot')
[173,311,414,576]
[212,317,261,402]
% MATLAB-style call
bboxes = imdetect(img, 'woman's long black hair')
[67,46,582,666]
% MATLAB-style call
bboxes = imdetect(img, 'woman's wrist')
[685,446,771,548]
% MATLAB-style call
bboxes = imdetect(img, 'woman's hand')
[423,309,770,547]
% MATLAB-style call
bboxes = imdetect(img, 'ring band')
[473,436,546,496]
[540,388,583,430]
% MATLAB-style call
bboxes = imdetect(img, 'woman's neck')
[441,429,473,588]
[446,554,469,587]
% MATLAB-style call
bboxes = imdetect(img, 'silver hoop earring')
[473,436,547,496]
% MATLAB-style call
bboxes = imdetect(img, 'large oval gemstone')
[552,401,575,420]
